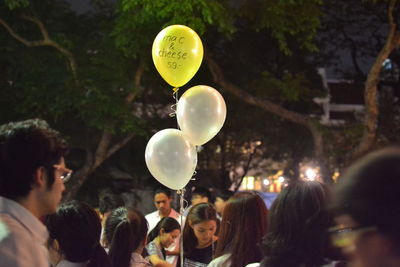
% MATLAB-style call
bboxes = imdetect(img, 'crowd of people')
[1,119,400,267]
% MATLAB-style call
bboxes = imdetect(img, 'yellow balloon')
[152,25,204,88]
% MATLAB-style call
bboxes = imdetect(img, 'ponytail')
[87,243,112,267]
[105,207,148,267]
[108,220,133,267]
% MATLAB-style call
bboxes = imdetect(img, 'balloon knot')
[173,87,179,93]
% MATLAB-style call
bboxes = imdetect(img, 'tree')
[0,0,147,199]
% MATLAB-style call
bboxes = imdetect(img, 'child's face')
[160,229,180,248]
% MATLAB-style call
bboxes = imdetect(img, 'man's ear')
[159,228,165,235]
[33,167,47,188]
[49,238,60,252]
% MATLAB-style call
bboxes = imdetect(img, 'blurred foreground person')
[0,119,69,267]
[208,191,268,267]
[332,148,400,267]
[46,200,112,267]
[261,180,343,267]
[104,207,151,267]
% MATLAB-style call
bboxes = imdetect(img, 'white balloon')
[145,129,197,190]
[177,85,227,145]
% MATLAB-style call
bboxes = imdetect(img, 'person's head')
[45,200,112,267]
[215,191,268,267]
[148,217,180,249]
[191,187,211,205]
[183,203,218,253]
[98,191,125,217]
[214,189,234,215]
[153,188,172,217]
[262,180,334,267]
[0,119,69,216]
[332,147,400,267]
[105,207,148,267]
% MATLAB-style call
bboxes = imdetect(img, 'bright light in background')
[263,179,270,186]
[247,176,255,189]
[278,176,285,183]
[299,162,321,182]
[305,168,317,181]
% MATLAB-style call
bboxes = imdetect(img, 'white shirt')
[145,208,182,233]
[0,196,49,267]
[145,208,182,266]
[207,254,231,267]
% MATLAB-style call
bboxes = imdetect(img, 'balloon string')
[191,170,197,181]
[177,188,187,267]
[169,87,179,118]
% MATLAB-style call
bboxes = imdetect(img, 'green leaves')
[4,0,29,10]
[113,0,234,58]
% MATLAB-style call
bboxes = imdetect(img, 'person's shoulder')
[146,241,160,255]
[145,210,158,219]
[207,254,230,267]
[0,219,48,267]
[170,208,182,220]
[0,215,30,241]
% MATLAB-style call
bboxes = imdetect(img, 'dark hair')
[215,189,234,201]
[333,147,400,249]
[98,192,125,215]
[0,119,68,200]
[215,191,268,267]
[183,203,217,254]
[105,207,148,267]
[262,180,333,267]
[192,186,211,199]
[45,200,112,267]
[147,217,181,244]
[154,187,172,198]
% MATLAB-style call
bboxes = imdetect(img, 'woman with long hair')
[104,207,150,267]
[45,200,112,267]
[208,191,268,267]
[146,217,181,267]
[261,180,342,267]
[182,203,218,266]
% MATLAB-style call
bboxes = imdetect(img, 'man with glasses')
[0,119,71,266]
[332,147,400,267]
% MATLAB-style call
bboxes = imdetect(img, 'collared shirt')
[0,196,49,267]
[145,208,181,266]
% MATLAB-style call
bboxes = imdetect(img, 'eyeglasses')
[329,225,377,248]
[53,165,73,183]
[60,171,72,183]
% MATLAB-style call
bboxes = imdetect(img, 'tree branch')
[105,134,135,159]
[125,60,145,103]
[0,15,80,87]
[205,53,328,176]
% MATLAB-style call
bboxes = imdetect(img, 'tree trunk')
[350,0,400,161]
